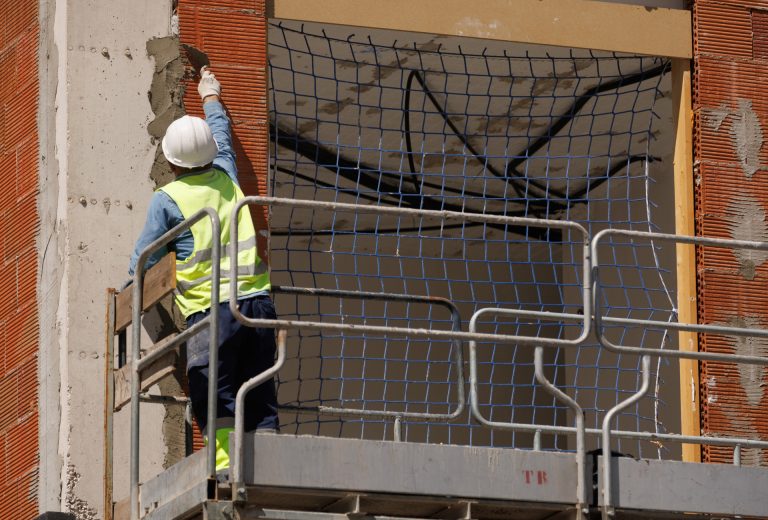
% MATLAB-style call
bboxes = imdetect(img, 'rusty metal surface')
[694,0,768,465]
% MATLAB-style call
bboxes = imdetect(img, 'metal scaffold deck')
[132,433,768,520]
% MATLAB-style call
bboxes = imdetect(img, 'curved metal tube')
[130,208,220,520]
[270,285,466,423]
[601,355,651,520]
[534,347,587,520]
[592,228,768,364]
[232,329,288,498]
[469,307,586,438]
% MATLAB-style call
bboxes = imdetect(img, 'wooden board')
[113,333,181,412]
[672,58,700,463]
[269,0,693,58]
[114,253,176,333]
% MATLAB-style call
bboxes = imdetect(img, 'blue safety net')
[266,21,676,457]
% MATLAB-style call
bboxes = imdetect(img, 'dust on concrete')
[146,36,187,188]
[64,464,98,520]
[725,195,768,280]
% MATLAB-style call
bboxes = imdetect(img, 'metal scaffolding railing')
[128,208,222,520]
[122,196,768,520]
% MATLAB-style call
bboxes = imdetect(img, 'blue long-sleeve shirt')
[129,101,238,276]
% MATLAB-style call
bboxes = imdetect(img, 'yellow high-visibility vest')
[159,169,270,318]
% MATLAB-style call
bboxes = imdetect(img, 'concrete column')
[39,0,176,516]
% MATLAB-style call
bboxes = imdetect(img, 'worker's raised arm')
[199,68,238,184]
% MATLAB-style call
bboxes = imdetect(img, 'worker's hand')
[198,66,221,100]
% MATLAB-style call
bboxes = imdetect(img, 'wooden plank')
[672,58,700,463]
[114,253,176,333]
[113,333,181,412]
[268,0,693,58]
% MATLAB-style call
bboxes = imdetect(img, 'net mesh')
[267,21,676,456]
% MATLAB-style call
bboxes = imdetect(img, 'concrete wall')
[38,0,176,516]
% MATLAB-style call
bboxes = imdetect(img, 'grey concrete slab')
[242,434,579,505]
[604,455,768,517]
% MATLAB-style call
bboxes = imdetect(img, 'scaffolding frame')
[107,196,768,519]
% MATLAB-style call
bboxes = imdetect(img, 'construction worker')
[128,67,278,473]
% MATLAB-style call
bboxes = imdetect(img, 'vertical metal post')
[581,230,593,342]
[130,265,145,520]
[233,329,287,500]
[206,214,222,481]
[104,290,116,520]
[393,416,403,442]
[601,355,651,520]
[534,347,586,520]
[734,444,742,467]
[533,429,542,451]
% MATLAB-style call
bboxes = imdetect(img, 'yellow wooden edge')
[671,59,700,463]
[268,0,692,58]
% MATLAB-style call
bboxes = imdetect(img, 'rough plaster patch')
[739,448,764,467]
[732,100,764,179]
[146,36,187,188]
[703,103,729,132]
[724,194,768,279]
[703,100,764,178]
[65,465,98,520]
[726,316,768,407]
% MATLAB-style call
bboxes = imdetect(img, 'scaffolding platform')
[125,432,768,520]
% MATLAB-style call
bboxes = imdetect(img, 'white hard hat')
[162,115,218,168]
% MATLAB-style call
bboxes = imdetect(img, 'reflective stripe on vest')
[158,169,270,317]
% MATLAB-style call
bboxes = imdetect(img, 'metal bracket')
[203,500,235,520]
[323,494,365,517]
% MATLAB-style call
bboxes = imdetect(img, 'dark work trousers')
[186,294,279,433]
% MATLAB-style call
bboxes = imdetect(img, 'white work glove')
[198,66,221,99]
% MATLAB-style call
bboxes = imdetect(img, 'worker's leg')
[186,303,243,471]
[234,295,279,432]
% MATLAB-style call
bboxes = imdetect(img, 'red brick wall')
[177,0,269,451]
[693,0,768,464]
[0,0,40,516]
[178,0,270,255]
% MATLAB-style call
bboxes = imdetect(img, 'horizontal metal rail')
[229,196,592,348]
[592,228,768,364]
[467,306,768,449]
[271,285,466,423]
